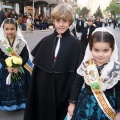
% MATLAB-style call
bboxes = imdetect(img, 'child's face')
[53,19,70,34]
[4,24,16,39]
[87,21,93,26]
[91,42,112,66]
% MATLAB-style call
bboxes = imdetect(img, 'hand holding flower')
[12,68,18,73]
[7,67,18,73]
[7,67,14,73]
[5,56,24,85]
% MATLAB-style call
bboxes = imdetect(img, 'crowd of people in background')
[74,15,120,43]
[0,8,54,31]
[0,7,120,33]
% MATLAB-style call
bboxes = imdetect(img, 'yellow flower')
[12,56,22,65]
[5,57,13,67]
[5,56,24,82]
[6,61,12,67]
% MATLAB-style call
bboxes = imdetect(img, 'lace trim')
[0,36,25,56]
[77,61,120,91]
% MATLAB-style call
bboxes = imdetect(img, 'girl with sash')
[0,18,33,111]
[67,28,120,120]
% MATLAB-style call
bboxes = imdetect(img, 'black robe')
[81,25,96,47]
[94,21,103,28]
[76,19,84,33]
[24,29,85,120]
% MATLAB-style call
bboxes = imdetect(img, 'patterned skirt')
[71,88,115,120]
[0,65,31,111]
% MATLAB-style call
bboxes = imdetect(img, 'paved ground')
[107,26,120,61]
[0,26,120,120]
[23,29,54,50]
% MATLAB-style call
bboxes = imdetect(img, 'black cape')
[24,29,85,120]
[81,25,96,47]
[76,19,84,33]
[94,21,103,28]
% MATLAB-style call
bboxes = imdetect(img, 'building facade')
[0,0,58,16]
[0,0,20,13]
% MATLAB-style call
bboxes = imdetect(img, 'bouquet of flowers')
[5,56,24,85]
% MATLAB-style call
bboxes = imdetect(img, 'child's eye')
[56,19,60,22]
[5,28,9,30]
[94,49,99,52]
[104,49,109,52]
[11,28,15,30]
[63,19,67,22]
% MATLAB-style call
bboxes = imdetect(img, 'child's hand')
[7,67,14,73]
[68,103,75,117]
[114,112,120,120]
[13,68,18,73]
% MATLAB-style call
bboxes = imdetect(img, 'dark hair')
[89,31,115,51]
[3,18,18,30]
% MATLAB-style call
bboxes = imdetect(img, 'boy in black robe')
[94,17,103,28]
[81,17,96,48]
[24,3,85,120]
[76,16,84,40]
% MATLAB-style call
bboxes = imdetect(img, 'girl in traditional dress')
[0,18,33,111]
[67,28,120,120]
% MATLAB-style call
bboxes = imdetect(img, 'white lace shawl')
[79,61,120,91]
[0,35,25,56]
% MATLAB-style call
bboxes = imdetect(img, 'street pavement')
[0,26,120,120]
[107,26,120,61]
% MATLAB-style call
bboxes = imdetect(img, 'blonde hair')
[51,3,74,24]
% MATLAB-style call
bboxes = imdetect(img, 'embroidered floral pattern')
[77,61,120,91]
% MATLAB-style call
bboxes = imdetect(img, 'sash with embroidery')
[87,59,116,120]
[0,38,32,74]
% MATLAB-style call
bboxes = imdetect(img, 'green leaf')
[6,47,13,52]
[19,66,25,74]
[91,82,100,90]
[18,67,22,74]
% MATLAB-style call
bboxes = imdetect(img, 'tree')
[94,5,103,18]
[80,7,89,18]
[105,0,120,18]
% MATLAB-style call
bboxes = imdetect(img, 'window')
[3,1,14,6]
